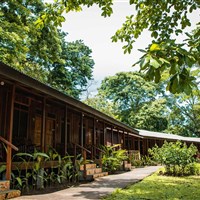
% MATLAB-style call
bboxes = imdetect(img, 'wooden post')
[6,84,15,180]
[83,149,87,180]
[103,122,106,146]
[93,118,96,146]
[64,106,68,154]
[93,118,96,159]
[127,133,130,151]
[41,97,46,152]
[80,113,83,148]
[138,139,141,155]
[111,125,113,146]
[123,130,125,149]
[117,128,119,144]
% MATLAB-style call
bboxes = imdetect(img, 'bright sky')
[61,1,151,88]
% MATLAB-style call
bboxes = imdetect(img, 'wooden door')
[45,118,56,151]
[33,116,42,147]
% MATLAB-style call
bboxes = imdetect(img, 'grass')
[103,169,200,200]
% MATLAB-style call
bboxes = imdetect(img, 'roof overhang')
[138,129,200,143]
[0,62,139,135]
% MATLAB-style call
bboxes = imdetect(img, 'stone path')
[15,166,160,200]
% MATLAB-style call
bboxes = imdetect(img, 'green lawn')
[103,170,200,200]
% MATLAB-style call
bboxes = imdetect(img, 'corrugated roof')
[138,129,200,143]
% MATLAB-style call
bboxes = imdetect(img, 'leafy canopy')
[36,0,200,94]
[86,72,169,132]
[0,0,94,99]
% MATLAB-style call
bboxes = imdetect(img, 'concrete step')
[0,189,21,200]
[80,171,108,181]
[82,167,102,176]
[93,172,108,179]
[80,163,96,170]
[0,181,10,191]
[124,163,132,171]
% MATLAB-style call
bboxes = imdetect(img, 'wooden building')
[1,61,200,183]
[0,62,141,180]
[138,129,200,156]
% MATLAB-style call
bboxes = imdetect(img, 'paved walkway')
[16,166,160,200]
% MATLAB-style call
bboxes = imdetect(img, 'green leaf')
[140,55,150,70]
[16,177,22,186]
[159,58,170,64]
[0,165,6,173]
[155,70,161,83]
[149,57,161,69]
[15,152,33,158]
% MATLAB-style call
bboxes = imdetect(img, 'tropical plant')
[149,141,198,176]
[10,147,78,192]
[101,144,128,173]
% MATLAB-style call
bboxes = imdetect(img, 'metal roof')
[138,129,200,143]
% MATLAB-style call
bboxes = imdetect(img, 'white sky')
[61,1,151,87]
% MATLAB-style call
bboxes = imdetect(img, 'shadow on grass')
[103,175,200,200]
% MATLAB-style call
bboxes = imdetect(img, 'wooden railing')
[0,135,18,180]
[128,150,141,161]
[90,145,105,168]
[0,136,18,151]
[71,142,91,179]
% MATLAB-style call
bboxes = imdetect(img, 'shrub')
[9,148,78,192]
[101,144,128,173]
[149,141,198,176]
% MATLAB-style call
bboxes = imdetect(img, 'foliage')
[148,141,198,176]
[165,88,200,137]
[111,0,200,94]
[9,148,77,192]
[0,0,62,68]
[103,167,200,200]
[129,154,157,167]
[101,144,128,173]
[36,0,200,94]
[129,98,168,131]
[48,35,94,99]
[94,72,169,131]
[83,93,117,119]
[0,0,94,99]
[86,70,200,136]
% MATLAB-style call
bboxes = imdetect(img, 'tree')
[83,94,117,119]
[0,0,62,67]
[47,33,94,99]
[166,88,200,137]
[129,99,168,131]
[95,72,169,131]
[0,0,94,99]
[111,1,200,94]
[36,0,200,94]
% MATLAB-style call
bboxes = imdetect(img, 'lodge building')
[0,61,200,182]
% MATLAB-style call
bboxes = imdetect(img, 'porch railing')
[128,150,141,160]
[90,145,105,168]
[0,136,18,151]
[71,142,91,179]
[0,135,18,180]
